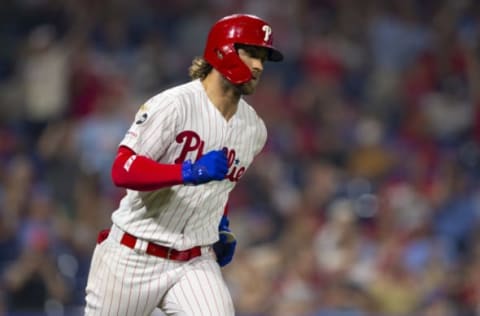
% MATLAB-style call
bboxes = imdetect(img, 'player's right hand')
[181,150,228,185]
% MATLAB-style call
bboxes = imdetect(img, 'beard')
[221,76,258,96]
[238,80,258,95]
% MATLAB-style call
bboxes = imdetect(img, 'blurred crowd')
[0,0,480,315]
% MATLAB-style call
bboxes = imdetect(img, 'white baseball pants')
[84,227,234,316]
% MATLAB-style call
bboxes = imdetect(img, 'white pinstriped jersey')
[111,79,267,250]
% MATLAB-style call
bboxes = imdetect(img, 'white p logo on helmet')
[262,25,272,42]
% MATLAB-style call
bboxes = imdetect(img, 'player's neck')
[201,74,240,121]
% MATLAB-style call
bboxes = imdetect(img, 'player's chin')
[238,81,258,95]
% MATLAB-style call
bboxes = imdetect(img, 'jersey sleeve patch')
[134,104,149,124]
[135,113,148,124]
[120,95,179,161]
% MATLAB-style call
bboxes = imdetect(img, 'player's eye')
[236,44,268,62]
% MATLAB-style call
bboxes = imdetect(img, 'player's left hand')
[213,215,237,267]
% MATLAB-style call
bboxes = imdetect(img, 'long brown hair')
[189,57,213,80]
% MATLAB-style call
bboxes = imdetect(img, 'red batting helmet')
[203,14,283,85]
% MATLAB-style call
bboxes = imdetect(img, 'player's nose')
[251,57,264,73]
[251,67,263,80]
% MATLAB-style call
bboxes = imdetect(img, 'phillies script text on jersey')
[174,130,245,182]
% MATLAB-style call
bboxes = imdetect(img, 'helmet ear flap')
[215,49,224,60]
[210,44,252,84]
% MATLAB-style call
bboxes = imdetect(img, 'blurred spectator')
[73,78,130,194]
[2,188,70,313]
[17,24,71,149]
[225,245,283,316]
[314,280,375,316]
[347,116,394,180]
[313,199,377,287]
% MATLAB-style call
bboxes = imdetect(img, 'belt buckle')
[167,247,173,260]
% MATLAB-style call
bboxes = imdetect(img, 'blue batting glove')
[213,215,237,267]
[182,150,228,185]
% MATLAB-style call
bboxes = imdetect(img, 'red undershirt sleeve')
[111,146,184,191]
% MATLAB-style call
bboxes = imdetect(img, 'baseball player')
[84,14,283,316]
